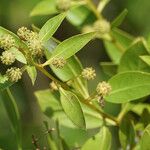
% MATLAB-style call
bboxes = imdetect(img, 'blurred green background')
[0,0,150,149]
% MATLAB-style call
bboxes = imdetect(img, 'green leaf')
[1,88,21,149]
[35,89,62,117]
[140,55,150,66]
[100,62,118,78]
[67,5,96,28]
[30,0,57,17]
[39,13,66,42]
[59,88,86,129]
[119,40,150,73]
[111,9,128,28]
[104,28,133,64]
[81,126,112,150]
[140,124,150,150]
[119,117,135,150]
[105,71,150,103]
[0,26,27,50]
[44,39,88,98]
[26,66,37,85]
[9,47,27,64]
[43,32,96,66]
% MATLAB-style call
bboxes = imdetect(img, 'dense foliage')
[0,0,150,149]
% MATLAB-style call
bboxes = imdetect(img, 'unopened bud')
[56,0,71,11]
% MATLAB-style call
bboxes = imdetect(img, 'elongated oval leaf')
[119,40,150,73]
[30,0,57,17]
[105,71,150,103]
[39,13,66,42]
[43,32,96,66]
[26,66,37,85]
[104,28,133,64]
[60,88,86,129]
[140,124,150,150]
[9,47,27,64]
[81,126,111,150]
[111,9,128,28]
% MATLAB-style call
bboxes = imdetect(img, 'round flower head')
[27,38,44,58]
[0,51,15,65]
[56,0,71,11]
[50,81,58,91]
[17,27,31,41]
[0,34,15,50]
[93,19,111,34]
[82,25,94,34]
[6,67,22,82]
[17,27,39,41]
[96,81,112,96]
[82,67,96,80]
[51,57,66,69]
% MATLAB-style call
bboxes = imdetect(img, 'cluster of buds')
[96,81,112,108]
[51,57,66,69]
[0,51,15,65]
[82,19,111,37]
[93,19,111,34]
[0,34,15,50]
[96,81,112,96]
[6,67,22,82]
[56,0,71,12]
[17,27,44,58]
[82,67,96,80]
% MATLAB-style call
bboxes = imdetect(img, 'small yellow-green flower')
[93,19,111,34]
[82,67,96,80]
[6,67,22,82]
[96,81,111,96]
[56,0,71,11]
[0,51,15,65]
[51,57,66,69]
[0,34,15,50]
[27,38,44,58]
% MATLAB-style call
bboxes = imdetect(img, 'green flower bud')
[96,81,111,96]
[82,67,96,80]
[56,0,71,11]
[0,34,15,50]
[6,67,22,82]
[0,51,15,65]
[93,19,111,34]
[51,57,66,69]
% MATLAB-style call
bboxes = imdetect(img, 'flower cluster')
[6,67,22,82]
[56,0,71,12]
[51,57,66,69]
[0,34,15,50]
[82,67,96,80]
[96,81,112,96]
[0,51,15,65]
[82,19,111,37]
[17,27,44,58]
